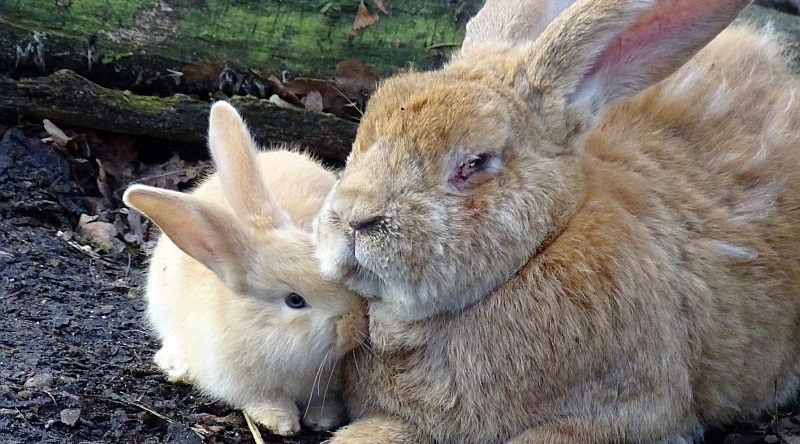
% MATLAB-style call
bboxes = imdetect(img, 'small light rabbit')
[314,0,800,443]
[123,101,366,436]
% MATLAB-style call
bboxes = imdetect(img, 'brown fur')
[315,0,800,443]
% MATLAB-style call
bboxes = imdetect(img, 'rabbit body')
[126,103,366,436]
[315,1,800,442]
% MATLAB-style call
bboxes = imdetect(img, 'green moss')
[3,0,480,77]
[3,0,141,37]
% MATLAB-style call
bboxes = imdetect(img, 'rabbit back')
[338,25,800,444]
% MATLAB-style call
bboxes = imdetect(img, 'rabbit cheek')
[334,306,368,355]
[315,208,359,282]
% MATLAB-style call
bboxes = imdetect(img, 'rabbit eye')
[467,154,490,171]
[284,293,308,309]
[449,153,493,188]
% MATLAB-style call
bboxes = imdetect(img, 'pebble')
[60,408,81,427]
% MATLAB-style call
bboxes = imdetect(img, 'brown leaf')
[94,133,137,183]
[266,76,305,108]
[334,58,378,99]
[349,0,379,36]
[371,0,390,14]
[41,119,73,151]
[284,77,332,98]
[77,213,124,253]
[96,159,113,204]
[181,61,224,89]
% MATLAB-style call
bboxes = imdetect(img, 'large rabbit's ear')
[519,0,751,146]
[207,101,292,230]
[123,184,253,292]
[461,0,578,50]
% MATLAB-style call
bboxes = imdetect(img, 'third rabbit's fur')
[313,0,800,443]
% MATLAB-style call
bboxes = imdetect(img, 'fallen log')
[0,70,357,165]
[1,0,481,94]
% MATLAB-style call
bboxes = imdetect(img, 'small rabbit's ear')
[461,0,578,50]
[519,0,751,146]
[123,184,253,292]
[207,101,292,230]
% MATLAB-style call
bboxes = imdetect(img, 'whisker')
[318,349,331,397]
[352,349,362,380]
[321,356,338,415]
[303,350,330,420]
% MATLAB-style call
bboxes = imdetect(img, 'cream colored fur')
[123,102,367,436]
[313,0,800,442]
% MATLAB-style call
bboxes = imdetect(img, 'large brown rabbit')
[313,0,800,442]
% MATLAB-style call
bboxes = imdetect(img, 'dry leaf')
[302,90,324,112]
[269,94,302,110]
[41,119,73,151]
[334,58,378,98]
[371,0,390,14]
[96,159,113,205]
[349,0,379,36]
[94,133,137,183]
[77,213,124,253]
[181,61,224,90]
[266,75,305,108]
[781,433,800,444]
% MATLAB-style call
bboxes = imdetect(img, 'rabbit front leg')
[506,422,608,444]
[153,341,190,383]
[506,420,696,444]
[245,396,301,436]
[326,415,432,444]
[303,395,345,431]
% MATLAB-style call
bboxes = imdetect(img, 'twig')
[15,408,33,430]
[426,42,460,50]
[243,411,266,444]
[102,394,175,424]
[0,226,30,244]
[42,390,58,406]
[55,231,127,270]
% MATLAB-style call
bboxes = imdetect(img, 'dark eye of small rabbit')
[284,293,308,309]
[449,153,492,187]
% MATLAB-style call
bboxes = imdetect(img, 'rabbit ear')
[519,0,751,146]
[461,0,578,50]
[207,101,292,230]
[123,184,253,292]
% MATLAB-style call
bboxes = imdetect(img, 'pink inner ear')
[585,0,727,78]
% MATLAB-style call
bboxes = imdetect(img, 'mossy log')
[0,70,357,165]
[1,0,482,93]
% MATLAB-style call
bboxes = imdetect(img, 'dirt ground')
[1,126,799,444]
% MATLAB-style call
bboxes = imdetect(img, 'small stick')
[243,411,266,444]
[426,42,459,50]
[103,395,175,424]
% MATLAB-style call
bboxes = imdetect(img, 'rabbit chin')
[317,233,487,323]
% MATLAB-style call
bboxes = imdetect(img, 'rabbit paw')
[247,403,301,436]
[326,416,424,444]
[153,344,190,383]
[303,399,344,431]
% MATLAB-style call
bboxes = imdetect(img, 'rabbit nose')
[349,215,385,234]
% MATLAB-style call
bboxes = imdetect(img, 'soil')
[0,126,798,444]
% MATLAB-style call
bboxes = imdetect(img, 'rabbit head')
[315,0,753,322]
[124,102,366,368]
